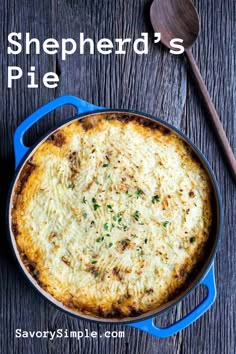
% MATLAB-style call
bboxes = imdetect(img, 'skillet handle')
[14,95,103,167]
[130,265,216,338]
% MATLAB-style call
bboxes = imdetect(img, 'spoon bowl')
[150,0,200,49]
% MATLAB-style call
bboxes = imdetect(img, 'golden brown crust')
[11,113,213,319]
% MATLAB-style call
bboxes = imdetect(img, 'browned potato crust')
[11,113,213,318]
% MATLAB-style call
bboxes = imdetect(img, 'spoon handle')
[185,49,236,183]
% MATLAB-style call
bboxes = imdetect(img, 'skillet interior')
[8,111,222,323]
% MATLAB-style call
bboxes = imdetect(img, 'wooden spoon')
[150,0,236,183]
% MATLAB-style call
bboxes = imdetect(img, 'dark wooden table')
[0,0,235,353]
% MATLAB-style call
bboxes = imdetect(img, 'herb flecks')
[133,210,140,221]
[152,195,160,204]
[190,237,196,243]
[162,221,169,227]
[135,189,143,198]
[104,223,109,231]
[92,197,100,211]
[96,237,104,243]
[102,164,109,167]
[83,213,87,219]
[120,239,130,249]
[121,239,130,245]
[125,190,132,198]
[108,242,113,248]
[83,196,87,204]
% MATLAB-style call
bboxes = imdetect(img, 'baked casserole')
[11,113,213,318]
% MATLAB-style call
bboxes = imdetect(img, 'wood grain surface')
[0,0,235,353]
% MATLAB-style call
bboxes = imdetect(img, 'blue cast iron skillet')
[7,95,223,338]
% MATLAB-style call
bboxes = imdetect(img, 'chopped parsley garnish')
[92,197,100,210]
[67,184,73,189]
[83,213,87,219]
[94,272,99,278]
[133,210,140,221]
[83,196,87,204]
[144,238,148,244]
[113,216,117,221]
[111,223,115,228]
[136,189,143,198]
[108,242,113,248]
[121,239,130,245]
[107,205,112,210]
[106,233,111,237]
[123,225,128,231]
[190,237,196,243]
[104,223,109,231]
[102,164,109,167]
[162,221,169,227]
[91,260,97,264]
[125,190,132,198]
[118,217,122,223]
[152,195,160,204]
[95,180,99,185]
[131,234,138,238]
[137,246,144,255]
[96,237,104,242]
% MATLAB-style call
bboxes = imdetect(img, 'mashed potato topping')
[11,113,212,318]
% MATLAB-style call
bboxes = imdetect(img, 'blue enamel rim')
[6,101,223,332]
